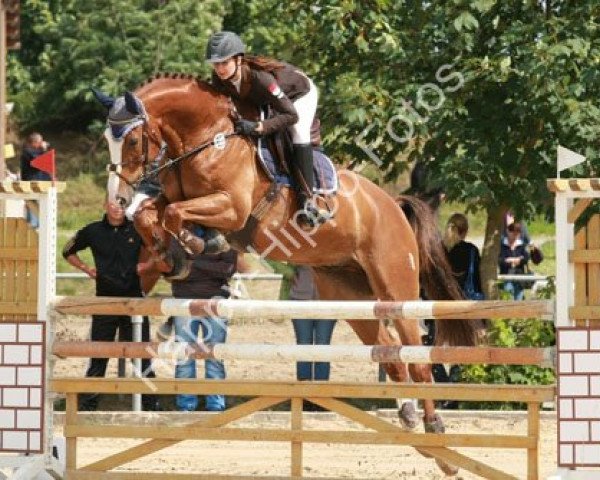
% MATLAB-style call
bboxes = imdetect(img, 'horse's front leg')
[162,192,246,255]
[134,196,191,279]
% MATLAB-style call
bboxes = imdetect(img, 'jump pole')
[53,296,554,321]
[52,341,556,368]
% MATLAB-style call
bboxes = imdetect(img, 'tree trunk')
[480,206,508,299]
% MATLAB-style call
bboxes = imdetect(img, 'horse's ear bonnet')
[91,88,115,110]
[124,91,144,116]
[94,89,146,140]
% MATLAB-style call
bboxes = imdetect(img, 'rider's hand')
[234,119,260,136]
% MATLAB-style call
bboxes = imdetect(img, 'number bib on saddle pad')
[256,143,338,195]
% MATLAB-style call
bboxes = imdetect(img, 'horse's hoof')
[398,402,419,430]
[163,262,192,281]
[203,231,230,254]
[178,228,205,256]
[423,414,459,476]
[162,250,192,281]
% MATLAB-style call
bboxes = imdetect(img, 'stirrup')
[298,198,334,227]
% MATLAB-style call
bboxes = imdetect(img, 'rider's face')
[213,57,240,81]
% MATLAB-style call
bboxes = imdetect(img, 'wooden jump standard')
[52,341,555,368]
[53,296,554,320]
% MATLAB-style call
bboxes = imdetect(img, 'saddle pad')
[257,144,338,195]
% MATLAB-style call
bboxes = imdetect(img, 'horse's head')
[93,89,165,208]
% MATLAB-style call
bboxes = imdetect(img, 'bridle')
[106,114,239,193]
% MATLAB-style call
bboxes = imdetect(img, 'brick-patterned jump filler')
[0,322,45,453]
[557,327,600,468]
[550,146,600,478]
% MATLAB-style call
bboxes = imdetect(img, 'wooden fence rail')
[52,341,556,368]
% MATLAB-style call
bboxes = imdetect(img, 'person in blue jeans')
[170,245,238,412]
[173,316,228,411]
[290,266,336,384]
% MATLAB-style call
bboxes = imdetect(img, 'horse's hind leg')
[354,242,440,415]
[356,244,459,475]
[312,267,418,428]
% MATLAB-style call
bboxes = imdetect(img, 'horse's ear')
[91,88,115,110]
[124,91,143,115]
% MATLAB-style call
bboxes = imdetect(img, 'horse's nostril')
[117,197,127,207]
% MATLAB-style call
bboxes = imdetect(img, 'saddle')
[257,133,338,195]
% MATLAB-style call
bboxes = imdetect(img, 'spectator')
[20,132,51,181]
[443,213,483,297]
[499,222,530,300]
[290,266,336,410]
[502,211,530,246]
[423,213,483,408]
[170,245,239,412]
[62,199,160,411]
[20,133,52,228]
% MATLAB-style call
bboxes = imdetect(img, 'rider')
[206,31,330,227]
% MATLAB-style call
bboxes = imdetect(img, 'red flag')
[31,149,56,180]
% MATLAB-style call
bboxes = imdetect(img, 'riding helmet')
[206,31,245,63]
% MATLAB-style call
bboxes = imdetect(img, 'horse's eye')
[128,137,139,147]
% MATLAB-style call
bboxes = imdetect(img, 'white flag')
[557,146,585,176]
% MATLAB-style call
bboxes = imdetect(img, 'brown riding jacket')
[211,62,321,145]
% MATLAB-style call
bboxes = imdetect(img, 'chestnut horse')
[95,75,476,475]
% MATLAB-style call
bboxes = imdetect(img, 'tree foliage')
[7,0,224,130]
[8,1,600,291]
[225,0,600,294]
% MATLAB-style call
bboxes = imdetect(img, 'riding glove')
[235,119,260,136]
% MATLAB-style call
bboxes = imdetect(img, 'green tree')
[232,0,600,296]
[7,0,224,130]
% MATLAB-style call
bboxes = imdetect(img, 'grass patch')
[58,173,105,231]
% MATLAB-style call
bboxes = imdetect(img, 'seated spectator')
[499,222,530,300]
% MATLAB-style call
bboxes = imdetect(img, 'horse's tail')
[397,195,477,347]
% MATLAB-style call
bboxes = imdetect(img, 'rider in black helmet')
[206,31,330,227]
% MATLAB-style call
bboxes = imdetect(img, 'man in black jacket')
[63,199,160,411]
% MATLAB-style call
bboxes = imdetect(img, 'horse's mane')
[133,72,222,98]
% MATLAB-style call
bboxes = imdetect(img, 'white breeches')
[289,78,318,145]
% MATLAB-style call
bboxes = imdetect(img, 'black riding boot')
[293,144,331,227]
